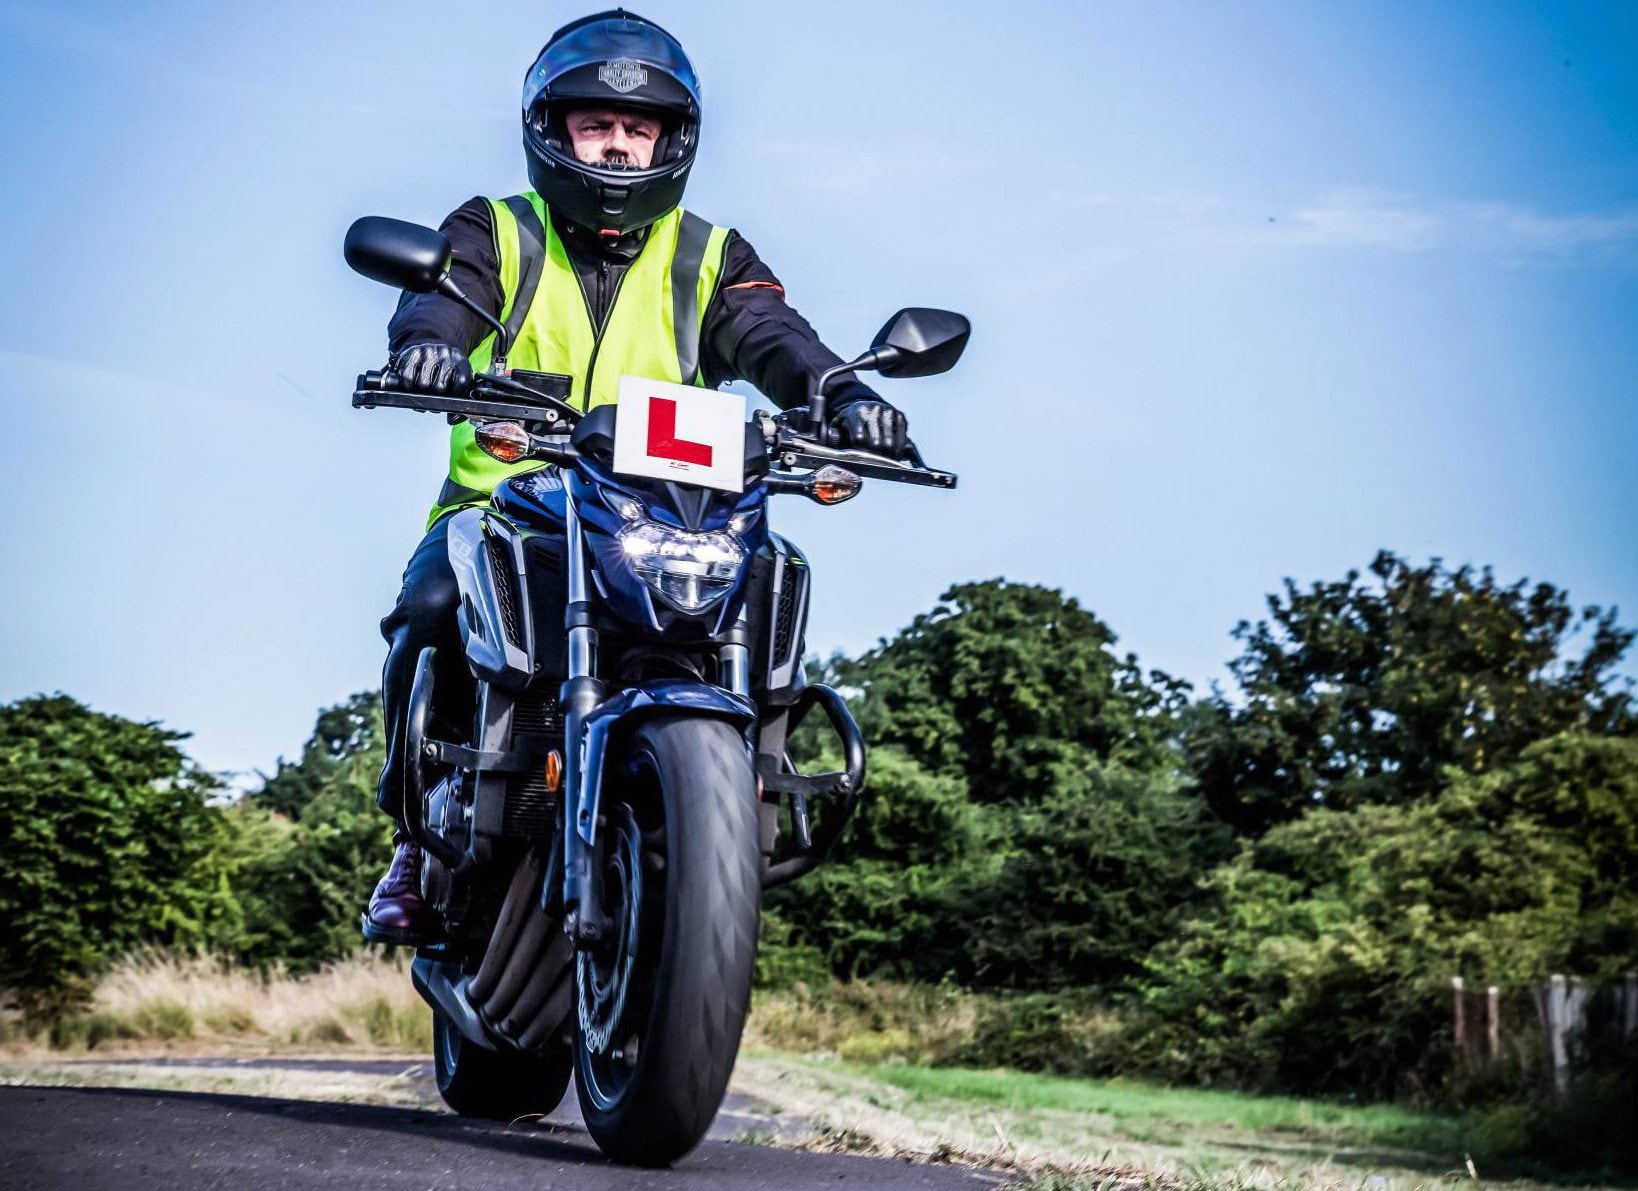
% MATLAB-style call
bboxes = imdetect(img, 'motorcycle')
[343,215,967,1165]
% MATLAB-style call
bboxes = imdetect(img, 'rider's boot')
[362,830,437,945]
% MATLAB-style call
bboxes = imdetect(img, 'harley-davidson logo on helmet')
[597,58,649,94]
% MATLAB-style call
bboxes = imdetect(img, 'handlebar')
[354,369,579,429]
[353,370,957,491]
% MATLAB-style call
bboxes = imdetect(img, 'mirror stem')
[809,347,900,444]
[437,277,511,367]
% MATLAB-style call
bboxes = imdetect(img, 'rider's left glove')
[833,400,909,458]
[392,342,473,396]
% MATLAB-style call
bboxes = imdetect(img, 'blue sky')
[1,0,1634,780]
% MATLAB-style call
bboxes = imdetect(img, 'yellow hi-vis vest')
[427,192,731,528]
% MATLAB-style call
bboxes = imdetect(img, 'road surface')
[0,1082,996,1190]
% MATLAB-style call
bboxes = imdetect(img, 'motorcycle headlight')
[617,521,748,613]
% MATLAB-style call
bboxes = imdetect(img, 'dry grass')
[1,951,431,1056]
[746,979,981,1064]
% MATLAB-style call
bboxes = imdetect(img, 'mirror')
[870,308,971,378]
[344,216,452,293]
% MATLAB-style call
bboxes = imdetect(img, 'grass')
[2,951,432,1056]
[732,1053,1612,1191]
[865,1064,1452,1150]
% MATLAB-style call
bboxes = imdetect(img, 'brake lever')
[768,426,956,489]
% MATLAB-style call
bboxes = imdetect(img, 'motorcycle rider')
[365,9,911,942]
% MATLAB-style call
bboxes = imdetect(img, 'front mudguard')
[572,679,757,849]
[563,680,756,944]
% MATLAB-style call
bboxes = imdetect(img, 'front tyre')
[575,716,760,1166]
[433,1008,573,1120]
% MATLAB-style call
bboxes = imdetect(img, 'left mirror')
[344,216,452,293]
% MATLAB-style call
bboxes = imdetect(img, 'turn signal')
[810,465,862,505]
[543,750,563,794]
[475,421,531,463]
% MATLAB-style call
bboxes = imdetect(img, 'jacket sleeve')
[386,197,504,356]
[699,231,882,413]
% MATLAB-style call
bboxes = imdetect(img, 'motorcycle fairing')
[448,508,533,685]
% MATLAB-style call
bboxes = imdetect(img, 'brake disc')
[577,804,643,1054]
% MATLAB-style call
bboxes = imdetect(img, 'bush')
[0,695,239,1019]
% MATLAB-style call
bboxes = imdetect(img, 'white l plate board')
[611,375,747,493]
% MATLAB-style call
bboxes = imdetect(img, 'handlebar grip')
[357,369,391,393]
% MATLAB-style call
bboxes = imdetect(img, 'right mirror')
[870,307,971,379]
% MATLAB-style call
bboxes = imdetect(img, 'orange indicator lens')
[475,421,531,463]
[811,465,862,505]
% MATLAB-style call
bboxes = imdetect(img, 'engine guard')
[758,683,867,890]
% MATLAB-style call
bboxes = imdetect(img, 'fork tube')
[560,488,604,936]
[720,610,751,699]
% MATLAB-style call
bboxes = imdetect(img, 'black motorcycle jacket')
[388,197,883,414]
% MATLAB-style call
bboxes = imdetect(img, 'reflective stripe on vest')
[428,194,730,528]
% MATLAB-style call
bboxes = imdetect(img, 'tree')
[230,693,393,969]
[255,692,383,820]
[832,580,1191,804]
[0,695,236,1018]
[958,753,1232,990]
[763,746,981,982]
[1188,552,1633,834]
[1135,734,1638,1096]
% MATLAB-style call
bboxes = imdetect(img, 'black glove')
[833,400,909,457]
[391,342,472,396]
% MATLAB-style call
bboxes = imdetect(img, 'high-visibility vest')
[428,192,731,528]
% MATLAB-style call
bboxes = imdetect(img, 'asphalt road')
[0,1084,995,1191]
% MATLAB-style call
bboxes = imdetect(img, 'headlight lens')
[618,521,748,612]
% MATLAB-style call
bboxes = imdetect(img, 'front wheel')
[433,1008,573,1121]
[575,716,760,1166]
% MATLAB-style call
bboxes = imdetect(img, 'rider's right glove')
[391,342,473,396]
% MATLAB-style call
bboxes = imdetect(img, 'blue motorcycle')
[345,216,967,1165]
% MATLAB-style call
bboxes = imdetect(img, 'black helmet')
[522,10,701,236]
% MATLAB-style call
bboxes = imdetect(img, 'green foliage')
[832,580,1191,802]
[0,695,235,1018]
[227,693,393,970]
[765,745,980,981]
[255,692,382,821]
[1132,734,1638,1097]
[958,757,1232,990]
[775,580,1221,995]
[1187,551,1634,833]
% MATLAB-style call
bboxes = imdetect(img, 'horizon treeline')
[3,549,1634,1140]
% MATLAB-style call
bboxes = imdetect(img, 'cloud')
[1283,190,1443,251]
[1464,203,1638,251]
[990,188,1638,305]
[1094,187,1638,265]
[1234,189,1638,261]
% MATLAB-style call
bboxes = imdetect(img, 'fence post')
[1487,985,1501,1062]
[1451,976,1466,1060]
[1548,974,1568,1096]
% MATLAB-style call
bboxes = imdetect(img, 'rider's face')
[565,107,662,168]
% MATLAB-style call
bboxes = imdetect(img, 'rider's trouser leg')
[377,515,466,824]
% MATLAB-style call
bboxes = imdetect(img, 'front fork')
[559,487,605,946]
[557,488,755,947]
